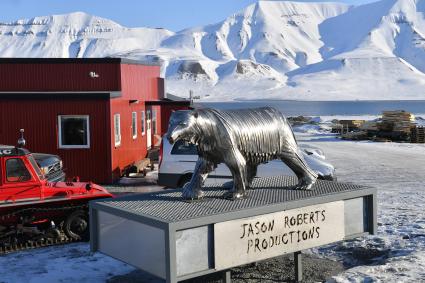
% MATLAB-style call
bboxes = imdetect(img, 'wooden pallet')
[381,110,415,134]
[411,126,425,143]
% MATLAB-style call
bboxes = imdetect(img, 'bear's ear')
[192,111,199,118]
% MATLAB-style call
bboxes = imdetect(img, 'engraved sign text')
[214,201,345,270]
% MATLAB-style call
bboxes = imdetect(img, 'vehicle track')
[0,204,88,255]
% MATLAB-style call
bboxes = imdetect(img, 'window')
[152,110,157,134]
[58,115,90,149]
[6,158,32,182]
[132,112,137,139]
[141,111,145,135]
[171,140,198,155]
[114,114,121,146]
[28,154,44,180]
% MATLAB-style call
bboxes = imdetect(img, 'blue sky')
[1,0,378,31]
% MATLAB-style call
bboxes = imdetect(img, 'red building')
[0,58,189,183]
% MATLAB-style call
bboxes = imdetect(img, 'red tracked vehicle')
[0,133,113,253]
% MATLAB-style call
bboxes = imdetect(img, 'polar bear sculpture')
[166,107,318,200]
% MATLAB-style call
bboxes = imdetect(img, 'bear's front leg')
[182,157,213,201]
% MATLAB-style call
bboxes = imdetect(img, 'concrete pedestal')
[90,176,377,283]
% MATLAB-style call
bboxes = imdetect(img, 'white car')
[158,138,336,188]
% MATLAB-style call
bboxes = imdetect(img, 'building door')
[146,110,152,148]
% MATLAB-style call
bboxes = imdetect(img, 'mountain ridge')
[1,0,425,101]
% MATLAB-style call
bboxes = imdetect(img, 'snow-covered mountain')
[2,0,425,101]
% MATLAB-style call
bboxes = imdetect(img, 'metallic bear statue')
[166,107,318,200]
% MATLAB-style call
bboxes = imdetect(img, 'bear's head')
[166,110,199,145]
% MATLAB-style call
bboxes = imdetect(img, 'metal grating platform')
[97,176,369,223]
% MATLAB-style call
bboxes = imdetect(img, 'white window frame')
[152,109,157,134]
[114,113,121,147]
[132,112,137,139]
[58,115,90,149]
[141,110,145,135]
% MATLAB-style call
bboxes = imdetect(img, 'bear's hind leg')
[280,150,317,190]
[247,165,258,187]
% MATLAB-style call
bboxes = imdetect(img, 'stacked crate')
[411,126,425,143]
[360,121,379,132]
[332,120,366,133]
[380,110,415,133]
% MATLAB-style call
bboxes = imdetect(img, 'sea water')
[195,100,425,116]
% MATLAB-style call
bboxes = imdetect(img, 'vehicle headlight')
[59,160,63,169]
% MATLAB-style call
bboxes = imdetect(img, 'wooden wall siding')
[120,64,161,101]
[109,64,162,179]
[0,97,110,183]
[0,60,167,183]
[0,63,121,92]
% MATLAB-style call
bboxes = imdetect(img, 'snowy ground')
[298,115,425,282]
[314,139,425,282]
[1,115,425,283]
